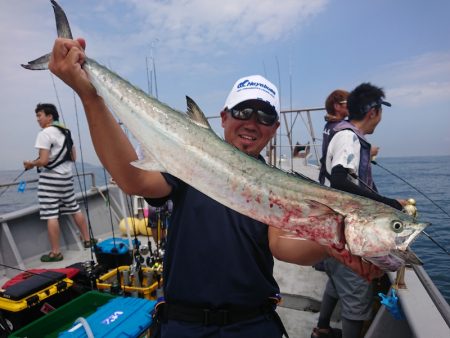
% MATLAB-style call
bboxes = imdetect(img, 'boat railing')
[0,171,98,190]
[267,107,325,172]
[0,184,123,278]
[412,264,450,327]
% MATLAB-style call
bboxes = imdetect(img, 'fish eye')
[391,220,404,233]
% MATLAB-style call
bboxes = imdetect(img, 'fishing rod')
[372,160,450,219]
[0,169,27,199]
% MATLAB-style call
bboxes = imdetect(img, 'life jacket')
[45,125,74,170]
[318,120,341,185]
[319,120,377,191]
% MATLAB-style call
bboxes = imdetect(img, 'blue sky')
[1,0,449,170]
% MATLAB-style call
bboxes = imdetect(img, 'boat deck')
[1,184,450,337]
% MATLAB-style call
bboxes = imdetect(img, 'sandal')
[83,238,98,248]
[40,252,63,262]
[311,327,342,338]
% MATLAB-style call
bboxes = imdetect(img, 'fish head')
[344,209,429,259]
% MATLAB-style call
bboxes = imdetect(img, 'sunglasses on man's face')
[228,107,278,126]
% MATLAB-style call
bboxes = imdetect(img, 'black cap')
[348,98,391,120]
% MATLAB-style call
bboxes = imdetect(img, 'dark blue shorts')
[160,313,284,338]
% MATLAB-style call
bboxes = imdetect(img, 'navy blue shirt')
[147,173,280,308]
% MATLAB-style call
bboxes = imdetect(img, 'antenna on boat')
[146,39,159,98]
[275,56,282,168]
[145,57,152,96]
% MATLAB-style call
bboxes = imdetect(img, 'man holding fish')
[30,3,425,336]
[47,37,377,335]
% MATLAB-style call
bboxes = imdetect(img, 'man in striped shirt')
[23,103,92,262]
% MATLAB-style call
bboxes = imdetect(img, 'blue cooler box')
[58,296,156,338]
[94,238,133,269]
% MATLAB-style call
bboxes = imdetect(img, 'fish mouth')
[391,248,423,266]
[366,248,423,272]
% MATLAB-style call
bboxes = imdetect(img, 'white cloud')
[388,81,450,107]
[122,0,328,65]
[377,52,450,106]
[382,52,450,83]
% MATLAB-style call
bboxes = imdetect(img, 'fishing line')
[349,167,450,256]
[51,71,96,256]
[422,231,450,256]
[0,263,57,279]
[50,73,67,126]
[372,160,450,219]
[102,167,116,237]
[71,91,97,258]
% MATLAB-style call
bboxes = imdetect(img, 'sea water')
[0,156,449,304]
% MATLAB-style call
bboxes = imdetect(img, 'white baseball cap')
[223,75,280,115]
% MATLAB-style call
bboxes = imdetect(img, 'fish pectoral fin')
[131,159,167,172]
[305,199,342,217]
[185,96,212,129]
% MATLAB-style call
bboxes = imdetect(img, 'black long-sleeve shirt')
[330,165,403,210]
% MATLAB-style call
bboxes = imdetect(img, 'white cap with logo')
[223,75,280,115]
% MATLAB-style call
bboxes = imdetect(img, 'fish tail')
[21,0,72,71]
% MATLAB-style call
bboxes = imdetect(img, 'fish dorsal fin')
[186,96,212,129]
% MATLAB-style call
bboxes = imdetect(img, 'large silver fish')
[23,0,429,271]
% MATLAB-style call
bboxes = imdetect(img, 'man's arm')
[71,146,76,161]
[268,227,383,281]
[327,131,405,210]
[23,149,50,170]
[268,227,327,265]
[48,38,170,198]
[330,165,404,210]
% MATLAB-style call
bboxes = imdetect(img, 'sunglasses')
[228,107,278,126]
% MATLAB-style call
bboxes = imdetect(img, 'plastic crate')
[9,291,116,338]
[96,266,162,300]
[58,296,156,338]
[0,272,74,332]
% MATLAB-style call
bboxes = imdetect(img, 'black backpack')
[45,125,74,170]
